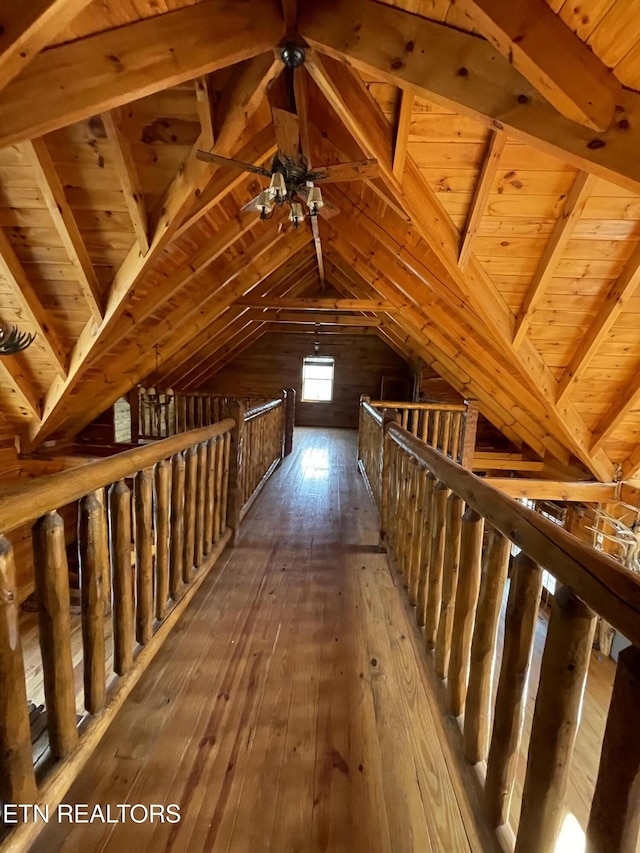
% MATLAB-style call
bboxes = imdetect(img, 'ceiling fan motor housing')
[281,43,306,69]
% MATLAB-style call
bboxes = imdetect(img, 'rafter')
[0,358,41,423]
[245,310,382,326]
[300,0,640,193]
[101,110,149,254]
[458,129,505,268]
[0,0,285,147]
[23,138,103,322]
[460,0,620,131]
[557,241,640,403]
[194,76,215,151]
[513,170,596,347]
[306,53,614,480]
[235,298,398,310]
[0,228,67,377]
[591,374,640,455]
[393,90,413,181]
[0,0,93,93]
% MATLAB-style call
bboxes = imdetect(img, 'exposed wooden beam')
[621,447,640,481]
[485,478,617,502]
[461,0,621,131]
[513,171,596,347]
[0,0,93,94]
[281,0,298,34]
[591,373,640,455]
[0,359,41,423]
[0,0,285,147]
[245,310,382,326]
[194,76,215,151]
[393,90,414,181]
[235,298,398,310]
[310,215,325,286]
[261,322,380,335]
[299,0,640,193]
[472,453,544,473]
[458,129,505,268]
[557,241,640,403]
[101,110,149,254]
[0,228,67,377]
[307,55,614,480]
[22,138,103,322]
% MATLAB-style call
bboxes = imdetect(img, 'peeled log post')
[169,452,185,600]
[155,459,171,620]
[224,401,245,545]
[587,645,640,853]
[135,468,154,645]
[33,512,79,759]
[485,552,543,828]
[0,536,37,804]
[416,473,437,628]
[380,410,400,549]
[109,480,134,676]
[78,492,107,714]
[221,431,231,533]
[464,528,511,763]
[183,445,198,582]
[425,480,449,649]
[213,436,223,541]
[435,492,463,679]
[516,586,596,853]
[408,467,427,606]
[195,442,207,567]
[447,507,484,716]
[204,438,215,553]
[284,388,295,456]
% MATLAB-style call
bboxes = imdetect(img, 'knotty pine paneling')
[197,332,411,429]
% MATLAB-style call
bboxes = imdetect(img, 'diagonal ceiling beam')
[0,0,285,146]
[194,76,215,151]
[0,359,41,423]
[392,90,414,181]
[591,374,640,455]
[513,170,596,347]
[23,138,103,322]
[299,0,640,193]
[244,309,382,326]
[0,228,67,377]
[557,241,640,403]
[306,53,614,480]
[458,129,505,268]
[101,110,149,254]
[0,0,93,94]
[235,297,398,310]
[459,0,621,130]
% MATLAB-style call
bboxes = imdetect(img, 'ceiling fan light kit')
[288,202,305,228]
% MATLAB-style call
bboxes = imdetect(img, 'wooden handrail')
[370,400,467,412]
[362,399,383,424]
[0,420,234,535]
[389,423,640,648]
[244,397,283,423]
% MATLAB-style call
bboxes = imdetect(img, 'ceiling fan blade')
[272,107,303,165]
[195,150,271,177]
[309,159,380,184]
[241,194,261,213]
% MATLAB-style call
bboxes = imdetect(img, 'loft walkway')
[31,428,485,853]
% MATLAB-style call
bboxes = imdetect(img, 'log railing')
[370,419,640,853]
[0,399,291,849]
[358,397,479,509]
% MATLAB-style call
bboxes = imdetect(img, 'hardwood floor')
[31,428,485,853]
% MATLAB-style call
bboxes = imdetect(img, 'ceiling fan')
[195,43,379,228]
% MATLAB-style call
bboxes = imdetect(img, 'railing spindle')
[195,441,207,567]
[464,528,511,763]
[78,492,107,714]
[183,445,198,581]
[135,468,154,645]
[485,552,543,828]
[169,452,185,599]
[425,480,449,649]
[435,492,463,679]
[516,586,596,853]
[447,507,484,716]
[109,480,134,676]
[587,644,640,853]
[155,458,171,619]
[204,438,215,552]
[0,535,37,803]
[33,511,79,759]
[408,467,427,606]
[416,472,437,628]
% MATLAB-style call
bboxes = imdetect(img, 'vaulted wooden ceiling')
[2,0,640,482]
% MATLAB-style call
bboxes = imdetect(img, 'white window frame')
[301,356,335,403]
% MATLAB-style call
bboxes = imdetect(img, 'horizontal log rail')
[0,393,293,850]
[370,417,640,853]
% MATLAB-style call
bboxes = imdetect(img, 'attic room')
[2,0,640,851]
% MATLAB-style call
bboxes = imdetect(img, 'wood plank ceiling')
[1,0,640,481]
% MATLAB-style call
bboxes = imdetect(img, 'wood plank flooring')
[31,428,484,853]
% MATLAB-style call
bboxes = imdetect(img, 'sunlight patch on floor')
[300,447,330,480]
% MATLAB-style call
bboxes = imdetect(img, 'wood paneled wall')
[197,332,411,429]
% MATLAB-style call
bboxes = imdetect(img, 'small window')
[302,356,334,402]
